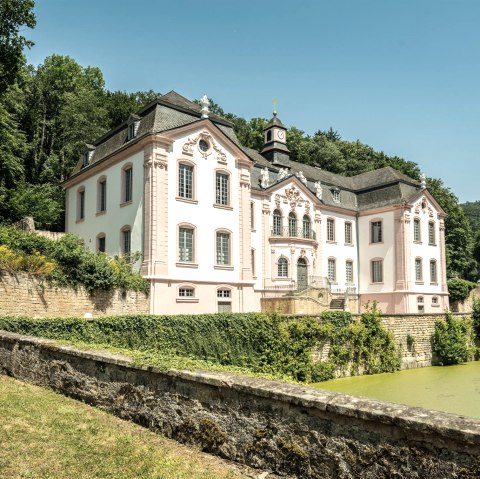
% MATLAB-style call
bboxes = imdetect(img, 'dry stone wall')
[1,331,479,479]
[0,272,149,317]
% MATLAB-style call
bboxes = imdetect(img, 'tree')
[0,0,36,95]
[427,177,474,278]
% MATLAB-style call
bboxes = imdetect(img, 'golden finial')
[273,98,277,115]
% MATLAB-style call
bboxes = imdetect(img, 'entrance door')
[297,258,308,291]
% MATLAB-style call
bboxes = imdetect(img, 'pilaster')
[238,167,253,281]
[439,218,448,294]
[394,209,411,311]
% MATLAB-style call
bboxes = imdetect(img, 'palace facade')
[63,91,448,314]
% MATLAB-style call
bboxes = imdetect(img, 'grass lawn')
[0,375,248,479]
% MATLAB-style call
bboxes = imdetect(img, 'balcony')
[270,227,317,242]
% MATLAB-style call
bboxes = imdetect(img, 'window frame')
[176,283,199,303]
[428,221,436,245]
[122,164,133,205]
[288,212,297,237]
[415,257,423,283]
[121,226,132,256]
[430,259,438,283]
[214,170,230,207]
[97,233,106,253]
[413,218,421,243]
[177,160,195,201]
[178,224,196,265]
[371,258,383,283]
[77,187,85,222]
[302,214,311,239]
[327,257,336,283]
[97,176,107,214]
[273,209,283,236]
[215,229,232,267]
[251,248,256,277]
[277,256,289,278]
[370,219,383,244]
[344,221,352,245]
[326,217,335,242]
[345,260,354,284]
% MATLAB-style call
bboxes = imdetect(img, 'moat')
[313,361,480,419]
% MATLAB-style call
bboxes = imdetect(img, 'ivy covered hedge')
[0,226,149,293]
[0,309,400,383]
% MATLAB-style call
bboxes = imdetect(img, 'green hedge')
[447,279,478,302]
[0,310,400,383]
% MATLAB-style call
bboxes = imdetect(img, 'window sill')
[370,241,384,245]
[370,282,384,285]
[76,219,85,224]
[213,204,233,211]
[413,240,422,244]
[176,197,198,205]
[176,298,199,303]
[326,240,337,245]
[96,211,106,217]
[176,262,198,268]
[430,282,439,286]
[344,243,354,247]
[275,277,290,281]
[432,304,440,307]
[415,281,424,285]
[429,243,437,247]
[120,200,132,208]
[214,265,234,270]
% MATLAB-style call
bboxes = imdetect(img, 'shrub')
[448,279,478,302]
[433,312,476,365]
[471,296,480,341]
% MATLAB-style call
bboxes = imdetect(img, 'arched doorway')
[297,257,308,291]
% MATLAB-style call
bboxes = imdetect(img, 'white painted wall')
[66,151,144,258]
[358,211,395,294]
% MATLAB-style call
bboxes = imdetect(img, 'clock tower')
[261,107,290,166]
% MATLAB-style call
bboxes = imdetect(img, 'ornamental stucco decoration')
[260,167,270,188]
[277,168,289,181]
[284,186,301,209]
[181,130,227,162]
[275,194,281,208]
[305,200,310,214]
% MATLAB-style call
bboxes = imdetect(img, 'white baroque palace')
[64,91,448,315]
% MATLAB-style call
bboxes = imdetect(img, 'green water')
[313,362,480,419]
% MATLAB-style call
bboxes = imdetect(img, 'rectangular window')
[430,260,437,283]
[217,289,231,298]
[99,180,107,212]
[123,229,131,255]
[251,248,255,276]
[250,202,255,230]
[179,288,194,297]
[98,236,106,253]
[345,222,352,244]
[216,173,229,205]
[432,296,438,305]
[78,190,85,220]
[346,261,353,283]
[179,227,194,262]
[218,301,232,313]
[124,168,133,203]
[371,260,383,283]
[179,164,193,199]
[371,221,382,243]
[327,218,335,242]
[216,232,230,265]
[328,258,336,282]
[415,258,423,282]
[413,218,420,242]
[429,222,436,245]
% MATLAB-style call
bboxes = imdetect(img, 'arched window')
[97,233,106,253]
[278,257,288,278]
[302,215,311,238]
[122,164,133,203]
[273,209,282,236]
[121,226,131,255]
[266,130,272,142]
[288,212,297,237]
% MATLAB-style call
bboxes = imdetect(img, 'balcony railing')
[270,227,316,240]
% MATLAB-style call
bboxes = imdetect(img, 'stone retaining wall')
[1,331,479,478]
[0,273,149,317]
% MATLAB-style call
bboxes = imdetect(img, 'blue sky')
[26,0,479,202]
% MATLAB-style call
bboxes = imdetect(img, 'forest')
[0,0,478,281]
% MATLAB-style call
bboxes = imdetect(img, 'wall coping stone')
[1,329,479,450]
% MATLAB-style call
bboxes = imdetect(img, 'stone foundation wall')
[0,272,149,317]
[451,287,480,313]
[1,331,479,478]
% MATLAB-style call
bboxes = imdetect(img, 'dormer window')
[82,151,90,168]
[81,144,95,169]
[332,188,340,203]
[127,114,140,141]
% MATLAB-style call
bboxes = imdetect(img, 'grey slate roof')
[69,90,425,213]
